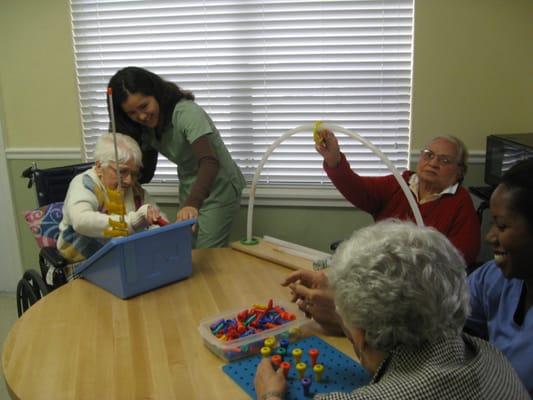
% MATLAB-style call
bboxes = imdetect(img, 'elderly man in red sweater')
[316,129,480,267]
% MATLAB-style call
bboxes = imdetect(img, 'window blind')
[70,0,414,185]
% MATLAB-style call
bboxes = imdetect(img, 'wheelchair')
[16,162,93,317]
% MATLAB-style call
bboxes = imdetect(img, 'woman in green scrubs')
[108,67,245,248]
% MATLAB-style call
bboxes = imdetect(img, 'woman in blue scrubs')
[465,158,533,396]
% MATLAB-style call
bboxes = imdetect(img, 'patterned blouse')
[315,334,529,400]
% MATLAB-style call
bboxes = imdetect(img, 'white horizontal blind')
[71,0,414,185]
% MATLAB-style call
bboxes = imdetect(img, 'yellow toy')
[264,337,276,349]
[313,363,324,382]
[260,346,272,358]
[296,362,307,379]
[292,347,303,363]
[103,87,128,237]
[313,120,326,145]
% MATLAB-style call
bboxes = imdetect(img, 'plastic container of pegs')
[198,300,308,362]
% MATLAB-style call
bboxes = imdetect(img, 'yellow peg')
[264,337,276,349]
[313,120,326,145]
[296,362,307,380]
[260,346,272,358]
[313,363,324,382]
[292,348,303,364]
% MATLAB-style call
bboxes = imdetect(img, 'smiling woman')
[108,67,246,249]
[255,221,529,399]
[314,128,480,266]
[465,158,533,396]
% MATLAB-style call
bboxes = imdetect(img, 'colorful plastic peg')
[280,361,291,378]
[301,377,312,397]
[296,362,307,380]
[313,363,324,382]
[265,336,277,347]
[260,346,272,358]
[292,348,303,363]
[271,355,282,370]
[279,338,290,349]
[308,348,319,366]
[274,346,287,360]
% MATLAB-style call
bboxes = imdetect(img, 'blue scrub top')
[466,260,533,396]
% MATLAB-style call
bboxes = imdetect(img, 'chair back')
[22,162,94,206]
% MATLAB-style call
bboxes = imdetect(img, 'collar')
[408,173,459,203]
[371,353,392,383]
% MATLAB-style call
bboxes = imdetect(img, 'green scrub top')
[142,100,245,210]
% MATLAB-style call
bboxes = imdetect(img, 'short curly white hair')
[328,219,469,352]
[94,132,142,168]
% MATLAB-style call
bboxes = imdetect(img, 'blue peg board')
[223,336,371,399]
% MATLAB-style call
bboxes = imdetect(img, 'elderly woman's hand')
[254,358,286,400]
[145,205,161,225]
[282,269,344,335]
[315,129,341,168]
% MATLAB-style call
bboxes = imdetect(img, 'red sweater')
[325,153,481,266]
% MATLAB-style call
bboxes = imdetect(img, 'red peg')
[280,361,291,378]
[271,355,282,370]
[308,348,319,366]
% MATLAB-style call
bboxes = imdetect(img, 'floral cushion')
[24,202,64,248]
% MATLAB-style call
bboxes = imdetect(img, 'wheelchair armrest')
[39,247,69,289]
[330,239,344,251]
[39,246,68,268]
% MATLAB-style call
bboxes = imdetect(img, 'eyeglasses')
[108,165,139,179]
[420,148,458,166]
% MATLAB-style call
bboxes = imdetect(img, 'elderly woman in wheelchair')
[57,132,166,263]
[17,133,166,316]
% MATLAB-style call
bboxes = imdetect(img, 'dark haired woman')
[466,158,533,396]
[108,67,245,248]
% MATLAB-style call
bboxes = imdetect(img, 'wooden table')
[2,248,352,399]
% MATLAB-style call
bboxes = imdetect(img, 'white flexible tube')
[245,122,424,242]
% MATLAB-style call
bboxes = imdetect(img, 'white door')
[0,119,22,291]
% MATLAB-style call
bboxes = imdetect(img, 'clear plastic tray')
[198,300,307,362]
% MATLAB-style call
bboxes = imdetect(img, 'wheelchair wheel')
[16,279,38,317]
[16,270,49,317]
[23,270,49,298]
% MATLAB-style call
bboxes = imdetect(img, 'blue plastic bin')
[74,220,194,299]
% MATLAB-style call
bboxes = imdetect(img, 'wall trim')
[6,147,82,159]
[7,147,485,207]
[5,147,486,164]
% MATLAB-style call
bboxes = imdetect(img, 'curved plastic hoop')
[245,122,424,242]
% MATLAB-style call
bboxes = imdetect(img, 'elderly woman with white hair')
[57,132,166,262]
[255,221,528,399]
[315,129,480,267]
